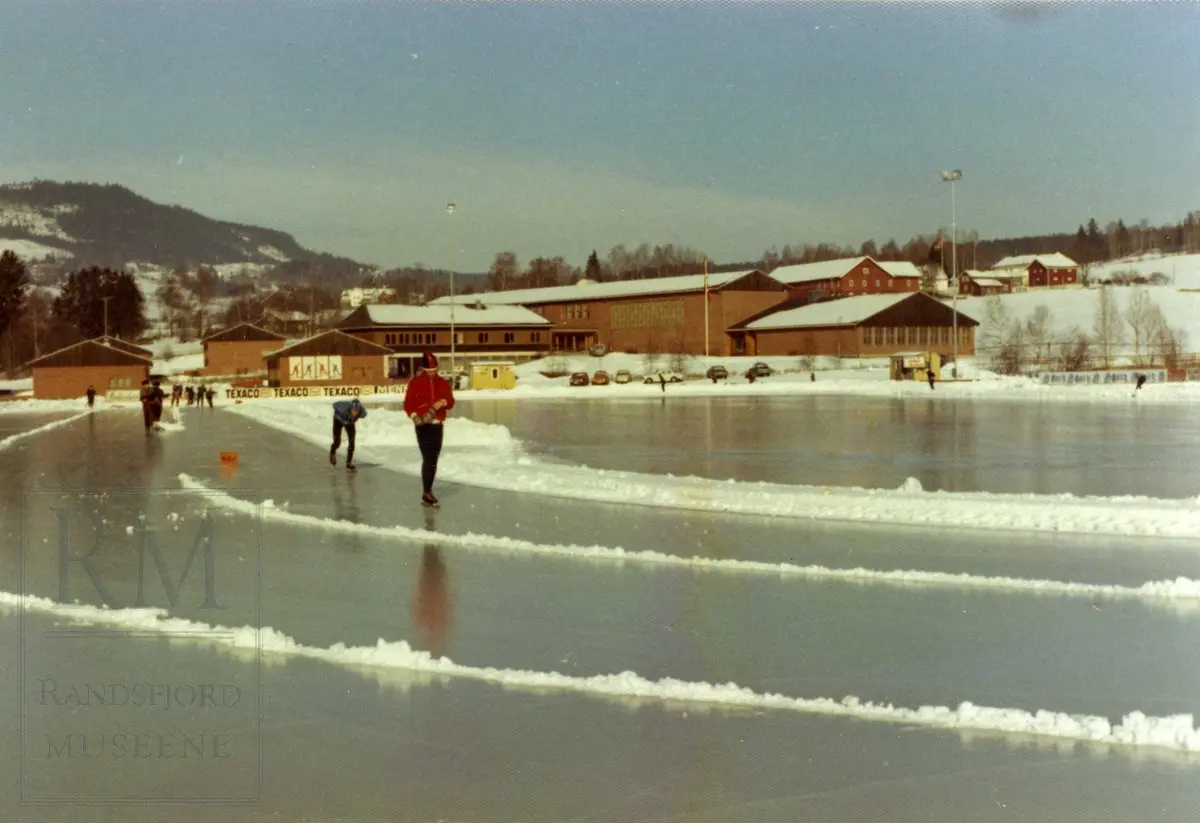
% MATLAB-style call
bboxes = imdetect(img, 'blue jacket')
[332,398,367,425]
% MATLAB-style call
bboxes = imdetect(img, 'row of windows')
[843,278,916,290]
[384,332,437,345]
[383,331,541,346]
[564,304,592,320]
[108,376,134,388]
[611,299,685,330]
[861,326,971,346]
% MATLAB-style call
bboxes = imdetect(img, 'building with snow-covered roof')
[989,253,1079,291]
[958,271,1012,297]
[28,337,153,399]
[430,269,789,356]
[201,322,287,378]
[727,292,977,360]
[338,303,552,380]
[768,257,923,303]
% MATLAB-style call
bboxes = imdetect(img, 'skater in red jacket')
[403,352,455,507]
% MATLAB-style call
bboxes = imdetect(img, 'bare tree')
[1124,288,1155,365]
[1023,304,1053,362]
[1092,286,1125,368]
[1148,307,1188,368]
[486,252,520,292]
[979,296,1012,364]
[994,325,1027,376]
[1057,327,1092,371]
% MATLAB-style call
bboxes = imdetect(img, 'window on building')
[531,332,542,343]
[875,280,880,288]
[733,336,746,353]
[862,267,869,275]
[478,332,489,343]
[504,332,515,343]
[874,328,883,345]
[425,333,435,344]
[455,332,465,345]
[862,327,871,344]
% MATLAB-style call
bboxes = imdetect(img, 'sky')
[1,0,1196,273]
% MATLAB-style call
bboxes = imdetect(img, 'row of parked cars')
[568,362,774,386]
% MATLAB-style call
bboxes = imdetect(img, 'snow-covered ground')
[0,237,73,261]
[1089,251,1200,289]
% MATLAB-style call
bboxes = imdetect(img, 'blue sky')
[2,0,1196,272]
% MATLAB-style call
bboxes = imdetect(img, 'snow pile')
[224,404,1200,538]
[225,401,519,452]
[5,587,1200,755]
[178,474,1200,612]
[0,410,94,450]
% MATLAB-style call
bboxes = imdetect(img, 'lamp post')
[101,296,112,340]
[940,169,962,377]
[446,203,457,381]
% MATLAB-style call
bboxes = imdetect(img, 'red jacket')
[403,371,455,422]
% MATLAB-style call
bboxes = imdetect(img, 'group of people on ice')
[170,383,214,407]
[329,351,454,508]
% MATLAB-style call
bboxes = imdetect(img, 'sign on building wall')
[287,355,343,382]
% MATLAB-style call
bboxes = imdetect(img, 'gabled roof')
[202,323,287,344]
[263,329,393,360]
[29,337,153,368]
[992,252,1077,270]
[340,304,551,328]
[736,292,978,331]
[769,256,922,285]
[427,269,772,306]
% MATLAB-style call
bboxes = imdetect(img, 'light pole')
[446,203,457,381]
[101,296,112,340]
[940,169,962,377]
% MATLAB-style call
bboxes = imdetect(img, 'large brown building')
[264,330,393,387]
[29,337,153,399]
[431,269,789,356]
[770,257,923,303]
[202,323,288,377]
[338,304,552,379]
[729,292,978,359]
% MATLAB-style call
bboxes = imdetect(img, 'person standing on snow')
[86,385,96,408]
[403,351,455,508]
[330,397,367,472]
[927,368,936,390]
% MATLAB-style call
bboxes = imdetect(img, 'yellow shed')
[889,351,942,382]
[470,362,518,390]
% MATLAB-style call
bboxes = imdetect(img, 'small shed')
[470,362,518,390]
[889,351,942,382]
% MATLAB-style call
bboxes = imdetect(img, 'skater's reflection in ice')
[412,544,452,659]
[330,472,363,553]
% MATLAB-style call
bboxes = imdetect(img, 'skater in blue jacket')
[330,398,367,471]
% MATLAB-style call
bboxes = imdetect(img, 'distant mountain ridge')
[0,180,367,270]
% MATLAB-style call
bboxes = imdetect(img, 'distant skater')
[927,368,936,390]
[1135,373,1147,392]
[330,397,367,472]
[658,372,667,393]
[139,380,154,431]
[206,386,214,408]
[404,351,455,507]
[86,385,96,408]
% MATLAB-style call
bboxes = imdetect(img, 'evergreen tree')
[0,250,29,341]
[585,250,602,282]
[52,266,148,340]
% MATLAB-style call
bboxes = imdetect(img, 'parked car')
[569,372,590,387]
[643,371,684,384]
[705,365,729,381]
[750,362,774,377]
[591,370,610,385]
[614,369,633,384]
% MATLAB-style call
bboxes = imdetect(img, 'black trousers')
[332,419,356,463]
[415,423,444,494]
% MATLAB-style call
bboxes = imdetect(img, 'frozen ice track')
[178,474,1200,610]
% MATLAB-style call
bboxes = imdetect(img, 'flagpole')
[703,257,710,368]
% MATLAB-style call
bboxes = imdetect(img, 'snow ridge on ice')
[4,588,1200,756]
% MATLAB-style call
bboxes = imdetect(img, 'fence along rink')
[1036,369,1167,386]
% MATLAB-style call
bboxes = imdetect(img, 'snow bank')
[178,474,1200,612]
[225,401,518,451]
[5,588,1200,755]
[223,403,1200,538]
